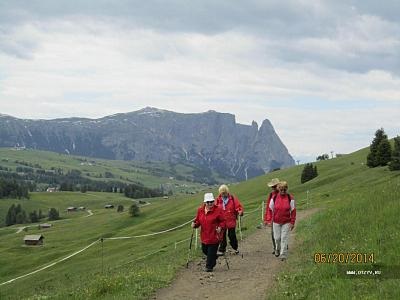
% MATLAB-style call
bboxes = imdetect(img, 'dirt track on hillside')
[153,208,319,300]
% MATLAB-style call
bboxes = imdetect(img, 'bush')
[48,208,60,220]
[129,203,140,217]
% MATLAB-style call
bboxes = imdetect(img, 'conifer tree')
[5,204,16,226]
[48,208,60,220]
[367,128,391,167]
[29,210,39,223]
[301,163,318,183]
[389,136,400,171]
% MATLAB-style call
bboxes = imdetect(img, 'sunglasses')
[205,201,214,204]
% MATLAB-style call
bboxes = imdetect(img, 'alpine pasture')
[0,145,399,299]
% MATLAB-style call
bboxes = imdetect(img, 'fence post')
[101,238,104,274]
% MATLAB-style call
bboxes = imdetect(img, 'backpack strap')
[272,193,291,205]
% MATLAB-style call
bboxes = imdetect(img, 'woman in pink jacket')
[269,181,296,261]
[192,193,225,272]
[264,178,280,254]
[214,184,244,255]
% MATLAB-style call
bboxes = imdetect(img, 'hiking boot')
[205,267,213,272]
[217,251,225,256]
[274,250,280,257]
[271,250,276,255]
[234,249,240,255]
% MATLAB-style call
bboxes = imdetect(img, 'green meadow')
[0,147,208,192]
[0,145,399,299]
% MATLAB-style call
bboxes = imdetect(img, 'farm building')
[67,207,77,212]
[104,204,114,209]
[24,235,44,246]
[39,223,52,229]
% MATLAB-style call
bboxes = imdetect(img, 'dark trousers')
[201,243,219,270]
[218,228,238,252]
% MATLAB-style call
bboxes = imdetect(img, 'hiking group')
[191,179,296,272]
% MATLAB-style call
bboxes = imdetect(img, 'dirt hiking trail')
[154,208,318,300]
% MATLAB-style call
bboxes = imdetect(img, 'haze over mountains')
[0,107,294,181]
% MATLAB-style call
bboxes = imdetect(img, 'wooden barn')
[104,204,114,209]
[39,223,52,229]
[24,235,44,246]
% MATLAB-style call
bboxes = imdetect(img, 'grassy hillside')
[0,146,399,299]
[0,147,209,192]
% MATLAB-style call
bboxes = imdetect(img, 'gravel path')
[154,208,319,300]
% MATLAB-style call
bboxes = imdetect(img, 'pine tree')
[301,163,318,184]
[48,208,60,220]
[30,210,39,223]
[389,136,400,171]
[16,211,26,224]
[5,204,16,226]
[367,128,391,167]
[377,138,392,166]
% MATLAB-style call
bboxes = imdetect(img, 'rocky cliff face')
[0,108,294,181]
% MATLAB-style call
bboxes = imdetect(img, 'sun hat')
[267,178,280,187]
[203,193,215,203]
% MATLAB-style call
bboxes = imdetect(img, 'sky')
[0,1,399,163]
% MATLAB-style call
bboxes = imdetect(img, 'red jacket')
[264,191,278,224]
[193,204,225,244]
[269,193,296,225]
[215,194,243,229]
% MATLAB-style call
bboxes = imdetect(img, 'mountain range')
[0,107,294,181]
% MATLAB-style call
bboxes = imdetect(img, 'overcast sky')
[0,1,399,162]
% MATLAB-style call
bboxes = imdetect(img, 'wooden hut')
[39,223,52,229]
[24,235,44,246]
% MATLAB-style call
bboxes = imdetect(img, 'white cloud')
[0,4,399,161]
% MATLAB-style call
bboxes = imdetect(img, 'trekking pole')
[186,228,195,268]
[224,254,230,270]
[238,216,243,241]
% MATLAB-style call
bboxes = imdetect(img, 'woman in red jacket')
[215,184,243,255]
[269,181,296,261]
[192,193,225,272]
[264,178,280,254]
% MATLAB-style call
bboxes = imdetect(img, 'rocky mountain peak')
[0,108,295,181]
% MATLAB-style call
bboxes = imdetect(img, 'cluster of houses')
[23,203,118,246]
[66,206,86,212]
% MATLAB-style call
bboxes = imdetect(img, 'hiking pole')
[186,228,195,268]
[238,216,243,241]
[224,253,230,270]
[238,216,244,258]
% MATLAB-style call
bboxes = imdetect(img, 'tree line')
[0,178,30,199]
[5,204,60,226]
[0,168,164,199]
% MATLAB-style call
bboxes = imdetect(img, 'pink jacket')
[215,194,244,229]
